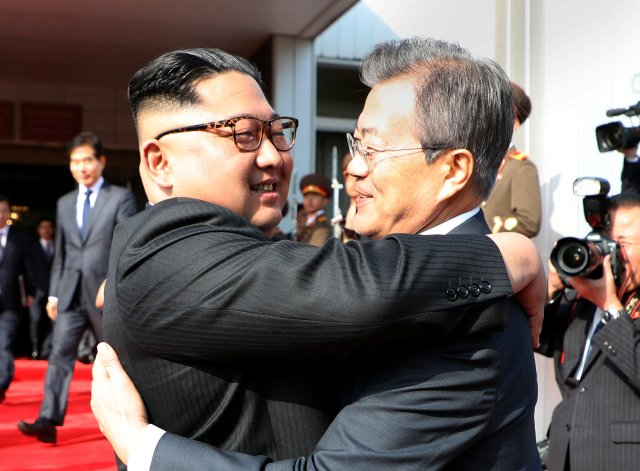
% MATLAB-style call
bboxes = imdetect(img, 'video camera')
[595,101,640,152]
[550,177,624,285]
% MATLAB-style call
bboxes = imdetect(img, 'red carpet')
[0,359,116,470]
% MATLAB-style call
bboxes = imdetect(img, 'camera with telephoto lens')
[550,177,624,285]
[595,101,640,152]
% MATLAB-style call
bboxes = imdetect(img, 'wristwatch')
[601,308,625,324]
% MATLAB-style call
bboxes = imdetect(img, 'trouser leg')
[28,292,45,354]
[0,309,20,390]
[38,308,87,425]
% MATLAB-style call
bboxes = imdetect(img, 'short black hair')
[609,193,640,211]
[36,215,55,226]
[128,48,265,129]
[67,131,104,157]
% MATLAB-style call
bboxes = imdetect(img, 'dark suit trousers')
[0,308,20,389]
[28,290,52,356]
[39,283,104,425]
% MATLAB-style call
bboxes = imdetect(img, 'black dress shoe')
[77,353,95,364]
[17,418,57,443]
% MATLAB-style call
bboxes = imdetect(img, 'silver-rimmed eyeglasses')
[346,133,428,170]
[155,116,298,152]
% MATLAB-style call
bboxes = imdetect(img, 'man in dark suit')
[17,131,137,443]
[538,193,640,470]
[90,41,543,470]
[0,195,35,403]
[28,216,55,360]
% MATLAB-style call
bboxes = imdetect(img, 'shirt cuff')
[127,424,166,471]
[625,155,640,163]
[47,296,58,303]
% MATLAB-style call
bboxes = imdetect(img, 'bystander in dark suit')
[28,216,55,360]
[0,195,35,403]
[17,131,137,443]
[90,42,544,470]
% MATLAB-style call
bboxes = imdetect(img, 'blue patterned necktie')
[81,189,92,239]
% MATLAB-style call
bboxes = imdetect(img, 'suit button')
[565,424,571,431]
[457,285,469,298]
[578,387,586,393]
[446,288,458,301]
[479,280,492,294]
[469,283,480,297]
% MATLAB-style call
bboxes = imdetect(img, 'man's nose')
[256,138,285,168]
[347,154,369,178]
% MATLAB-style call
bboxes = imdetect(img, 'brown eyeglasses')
[155,116,299,152]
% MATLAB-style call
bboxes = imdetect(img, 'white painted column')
[272,35,316,233]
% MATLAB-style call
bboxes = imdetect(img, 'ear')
[140,139,172,190]
[436,148,474,201]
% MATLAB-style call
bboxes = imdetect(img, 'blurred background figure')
[0,194,35,403]
[298,173,332,246]
[340,152,359,242]
[483,82,541,238]
[620,145,640,195]
[28,216,55,360]
[17,131,138,444]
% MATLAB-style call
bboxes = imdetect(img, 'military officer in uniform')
[483,82,541,238]
[298,174,332,246]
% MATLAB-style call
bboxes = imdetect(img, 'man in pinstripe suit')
[539,193,640,470]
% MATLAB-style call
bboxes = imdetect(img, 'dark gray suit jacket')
[146,210,540,470]
[103,200,519,469]
[538,292,640,470]
[50,181,136,335]
[0,226,34,311]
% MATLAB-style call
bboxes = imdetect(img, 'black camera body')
[595,101,640,152]
[550,178,624,285]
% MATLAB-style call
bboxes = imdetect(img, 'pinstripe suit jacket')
[538,294,640,470]
[103,198,516,469]
[147,210,540,471]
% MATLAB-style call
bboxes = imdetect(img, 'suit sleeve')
[48,199,66,299]
[116,218,513,360]
[592,315,640,392]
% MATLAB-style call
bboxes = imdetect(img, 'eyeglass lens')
[235,118,296,151]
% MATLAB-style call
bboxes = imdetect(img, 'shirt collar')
[79,176,104,194]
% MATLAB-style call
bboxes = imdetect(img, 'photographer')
[538,193,640,470]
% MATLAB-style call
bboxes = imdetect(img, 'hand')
[547,261,565,301]
[489,232,546,348]
[491,216,504,233]
[91,342,149,465]
[618,146,638,160]
[567,255,622,311]
[95,279,107,309]
[46,299,58,320]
